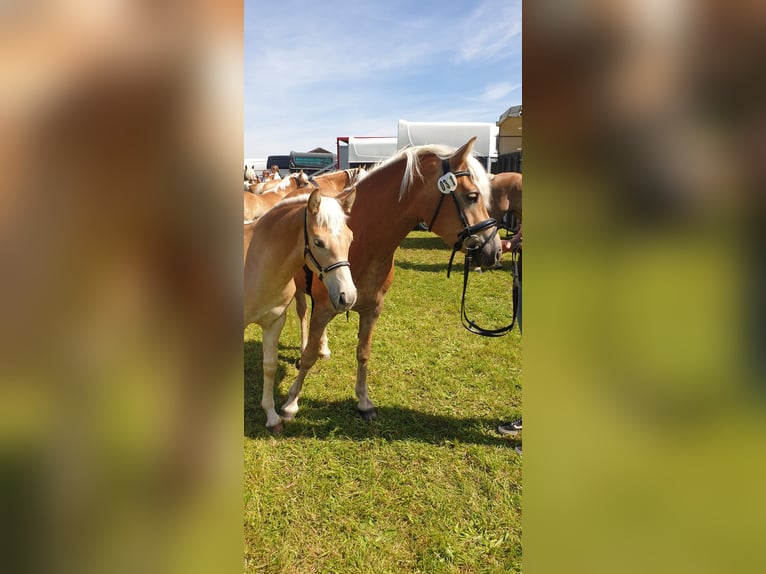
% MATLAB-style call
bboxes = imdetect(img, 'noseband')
[423,159,517,337]
[303,207,351,282]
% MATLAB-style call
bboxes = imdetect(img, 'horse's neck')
[350,163,420,266]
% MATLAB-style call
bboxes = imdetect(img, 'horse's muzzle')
[337,291,355,311]
[474,239,502,268]
[464,227,501,268]
[331,286,357,312]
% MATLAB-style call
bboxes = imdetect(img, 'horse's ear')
[341,187,357,215]
[308,188,322,215]
[450,136,477,168]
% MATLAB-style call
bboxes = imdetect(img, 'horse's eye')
[466,192,480,203]
[313,238,325,249]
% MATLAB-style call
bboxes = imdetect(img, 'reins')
[459,240,519,337]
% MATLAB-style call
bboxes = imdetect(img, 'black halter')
[303,207,351,282]
[424,159,517,337]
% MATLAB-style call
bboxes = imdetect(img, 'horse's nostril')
[339,292,347,307]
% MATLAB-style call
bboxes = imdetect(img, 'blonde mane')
[370,144,491,205]
[274,174,294,192]
[274,193,349,236]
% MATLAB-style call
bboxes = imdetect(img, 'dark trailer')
[289,151,335,176]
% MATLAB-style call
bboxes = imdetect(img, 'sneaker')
[497,417,522,436]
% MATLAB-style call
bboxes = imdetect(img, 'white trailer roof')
[347,137,398,164]
[397,120,498,158]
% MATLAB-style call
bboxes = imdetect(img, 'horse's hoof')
[266,422,283,435]
[358,407,377,421]
[281,407,297,421]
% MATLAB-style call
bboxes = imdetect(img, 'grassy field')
[244,231,522,573]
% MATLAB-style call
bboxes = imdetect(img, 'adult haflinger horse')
[282,137,502,423]
[244,187,357,432]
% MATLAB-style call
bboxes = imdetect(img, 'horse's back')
[491,172,522,192]
[490,172,522,221]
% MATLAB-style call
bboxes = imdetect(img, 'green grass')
[244,231,522,573]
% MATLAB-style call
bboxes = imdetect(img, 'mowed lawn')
[244,231,522,573]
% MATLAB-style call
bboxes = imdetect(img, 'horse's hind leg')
[282,307,334,420]
[295,293,309,354]
[261,314,287,433]
[319,330,331,359]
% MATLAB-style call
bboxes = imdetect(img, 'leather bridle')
[424,159,517,337]
[424,159,499,278]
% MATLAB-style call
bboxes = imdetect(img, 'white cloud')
[474,82,522,103]
[454,0,522,63]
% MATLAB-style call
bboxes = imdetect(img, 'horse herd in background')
[244,168,368,223]
[244,137,522,432]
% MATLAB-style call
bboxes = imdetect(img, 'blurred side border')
[0,2,243,573]
[524,1,766,572]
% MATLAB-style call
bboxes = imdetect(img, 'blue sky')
[244,0,521,160]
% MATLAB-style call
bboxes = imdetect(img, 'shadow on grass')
[244,340,300,371]
[395,260,514,275]
[399,235,446,251]
[394,260,451,273]
[244,395,514,447]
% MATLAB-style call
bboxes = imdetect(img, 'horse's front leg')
[355,307,383,420]
[295,291,331,359]
[282,305,335,421]
[261,312,287,433]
